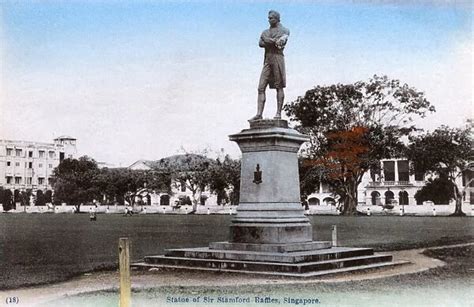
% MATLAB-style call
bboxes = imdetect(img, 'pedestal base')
[135,245,407,278]
[133,119,406,277]
[209,241,332,253]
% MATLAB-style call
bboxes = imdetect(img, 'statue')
[250,10,289,121]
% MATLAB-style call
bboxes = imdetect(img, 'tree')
[2,189,13,211]
[414,177,455,205]
[36,190,46,206]
[44,190,53,203]
[94,167,163,206]
[208,155,241,206]
[96,168,139,205]
[406,125,473,216]
[285,75,435,215]
[20,189,33,207]
[155,153,215,213]
[50,156,101,213]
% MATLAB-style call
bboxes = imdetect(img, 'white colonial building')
[0,136,77,192]
[305,158,473,214]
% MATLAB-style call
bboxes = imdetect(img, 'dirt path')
[1,243,472,307]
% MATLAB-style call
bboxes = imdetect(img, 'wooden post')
[331,225,337,247]
[119,238,131,307]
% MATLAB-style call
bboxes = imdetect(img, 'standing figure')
[251,10,289,120]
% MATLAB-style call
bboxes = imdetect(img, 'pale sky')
[1,1,472,166]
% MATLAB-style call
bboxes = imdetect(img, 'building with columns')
[306,158,473,211]
[365,159,424,206]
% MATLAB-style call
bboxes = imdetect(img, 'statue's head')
[268,10,280,26]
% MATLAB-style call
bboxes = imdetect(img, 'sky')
[0,1,472,166]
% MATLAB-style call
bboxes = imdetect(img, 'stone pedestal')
[134,119,405,277]
[228,119,312,245]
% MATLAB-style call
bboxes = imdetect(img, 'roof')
[54,135,76,141]
[128,160,156,170]
[128,154,214,171]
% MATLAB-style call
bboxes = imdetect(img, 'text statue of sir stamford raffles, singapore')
[250,10,289,121]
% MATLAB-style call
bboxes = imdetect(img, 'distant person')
[89,206,97,221]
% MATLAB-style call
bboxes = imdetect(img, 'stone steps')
[142,250,393,274]
[163,246,374,264]
[134,255,406,278]
[209,241,332,253]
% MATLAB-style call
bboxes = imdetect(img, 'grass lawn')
[0,213,472,290]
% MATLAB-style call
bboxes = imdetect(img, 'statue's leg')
[257,89,266,115]
[274,88,284,119]
[249,91,265,121]
[250,65,269,121]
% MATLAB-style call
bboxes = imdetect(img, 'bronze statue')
[250,10,289,121]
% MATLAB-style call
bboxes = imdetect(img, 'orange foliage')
[304,127,370,181]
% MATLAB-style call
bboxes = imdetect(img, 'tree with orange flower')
[286,75,435,214]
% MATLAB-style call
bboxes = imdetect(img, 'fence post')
[331,225,337,247]
[119,238,131,307]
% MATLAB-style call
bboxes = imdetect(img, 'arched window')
[399,191,409,206]
[308,197,320,206]
[323,197,336,206]
[371,191,381,206]
[385,191,395,205]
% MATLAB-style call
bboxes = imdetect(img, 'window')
[48,164,53,168]
[384,190,395,205]
[39,150,45,158]
[38,177,45,185]
[6,148,12,156]
[399,191,409,206]
[414,164,424,181]
[26,177,32,184]
[370,168,381,182]
[49,151,55,158]
[6,176,12,184]
[39,163,43,168]
[28,162,33,169]
[462,170,474,187]
[15,149,22,157]
[180,179,186,192]
[397,160,409,182]
[6,161,11,166]
[15,162,20,167]
[28,151,33,158]
[48,177,53,185]
[383,161,395,181]
[15,177,22,184]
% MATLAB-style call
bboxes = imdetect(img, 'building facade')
[0,136,77,193]
[128,158,220,208]
[306,158,473,211]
